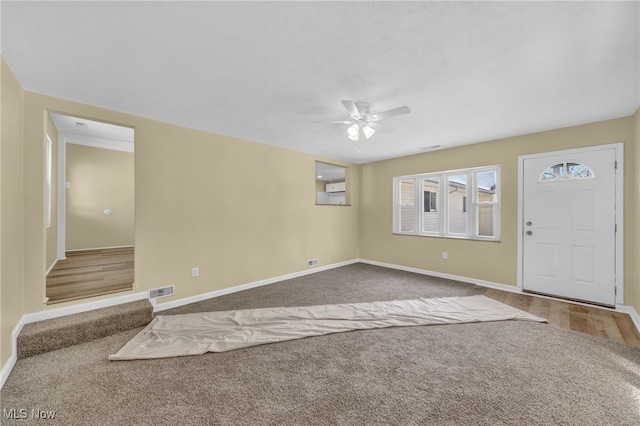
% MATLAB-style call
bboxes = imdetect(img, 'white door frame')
[516,143,624,306]
[56,134,67,260]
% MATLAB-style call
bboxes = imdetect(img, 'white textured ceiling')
[2,1,638,164]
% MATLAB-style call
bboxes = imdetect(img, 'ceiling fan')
[314,100,411,142]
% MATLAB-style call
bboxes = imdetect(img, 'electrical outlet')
[308,258,319,267]
[191,267,199,277]
[442,252,448,260]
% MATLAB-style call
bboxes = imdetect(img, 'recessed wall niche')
[315,161,350,206]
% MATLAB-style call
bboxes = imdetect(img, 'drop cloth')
[109,295,546,360]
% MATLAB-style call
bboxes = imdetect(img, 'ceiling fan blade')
[310,120,353,124]
[341,100,361,120]
[362,124,375,139]
[354,101,371,118]
[368,106,411,122]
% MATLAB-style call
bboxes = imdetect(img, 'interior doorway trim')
[516,142,624,306]
[56,133,67,261]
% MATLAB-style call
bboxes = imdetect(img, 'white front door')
[522,147,617,306]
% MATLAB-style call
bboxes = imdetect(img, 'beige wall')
[632,108,640,311]
[360,115,638,308]
[45,114,58,271]
[0,57,25,367]
[65,144,134,250]
[21,91,360,315]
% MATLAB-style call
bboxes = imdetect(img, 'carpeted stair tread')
[17,299,153,359]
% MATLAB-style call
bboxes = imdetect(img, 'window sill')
[393,232,501,242]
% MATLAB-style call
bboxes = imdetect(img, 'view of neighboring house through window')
[45,135,53,228]
[447,174,467,235]
[399,179,415,232]
[475,169,499,237]
[422,178,439,233]
[393,165,500,240]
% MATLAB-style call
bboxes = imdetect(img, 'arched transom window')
[540,162,595,181]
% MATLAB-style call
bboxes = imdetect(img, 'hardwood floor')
[477,287,640,348]
[46,247,134,304]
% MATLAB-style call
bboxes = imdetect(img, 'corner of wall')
[0,55,26,373]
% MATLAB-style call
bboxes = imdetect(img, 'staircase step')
[17,299,153,359]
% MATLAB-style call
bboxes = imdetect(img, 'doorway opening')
[45,113,135,304]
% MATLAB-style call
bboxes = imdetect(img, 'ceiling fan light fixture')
[362,125,375,139]
[347,124,360,141]
[315,100,411,144]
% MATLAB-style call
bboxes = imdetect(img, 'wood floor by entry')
[46,247,134,304]
[478,287,640,348]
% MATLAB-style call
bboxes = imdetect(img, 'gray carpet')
[17,299,152,359]
[2,264,639,425]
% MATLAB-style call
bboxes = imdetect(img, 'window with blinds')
[393,165,500,240]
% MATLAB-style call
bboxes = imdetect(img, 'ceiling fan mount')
[313,100,411,142]
[352,101,371,117]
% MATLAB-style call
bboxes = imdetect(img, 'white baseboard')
[0,357,16,389]
[153,259,360,312]
[615,305,640,333]
[359,259,521,294]
[0,323,21,389]
[66,245,134,252]
[45,258,61,276]
[23,291,148,325]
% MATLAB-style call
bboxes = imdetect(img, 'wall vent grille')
[149,285,174,298]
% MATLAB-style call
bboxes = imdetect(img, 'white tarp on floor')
[109,295,546,360]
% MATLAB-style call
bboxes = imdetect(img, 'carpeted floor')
[2,264,640,425]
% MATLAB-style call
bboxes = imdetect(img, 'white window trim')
[393,165,501,241]
[45,135,53,228]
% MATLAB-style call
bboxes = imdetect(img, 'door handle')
[526,221,532,226]
[526,230,533,236]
